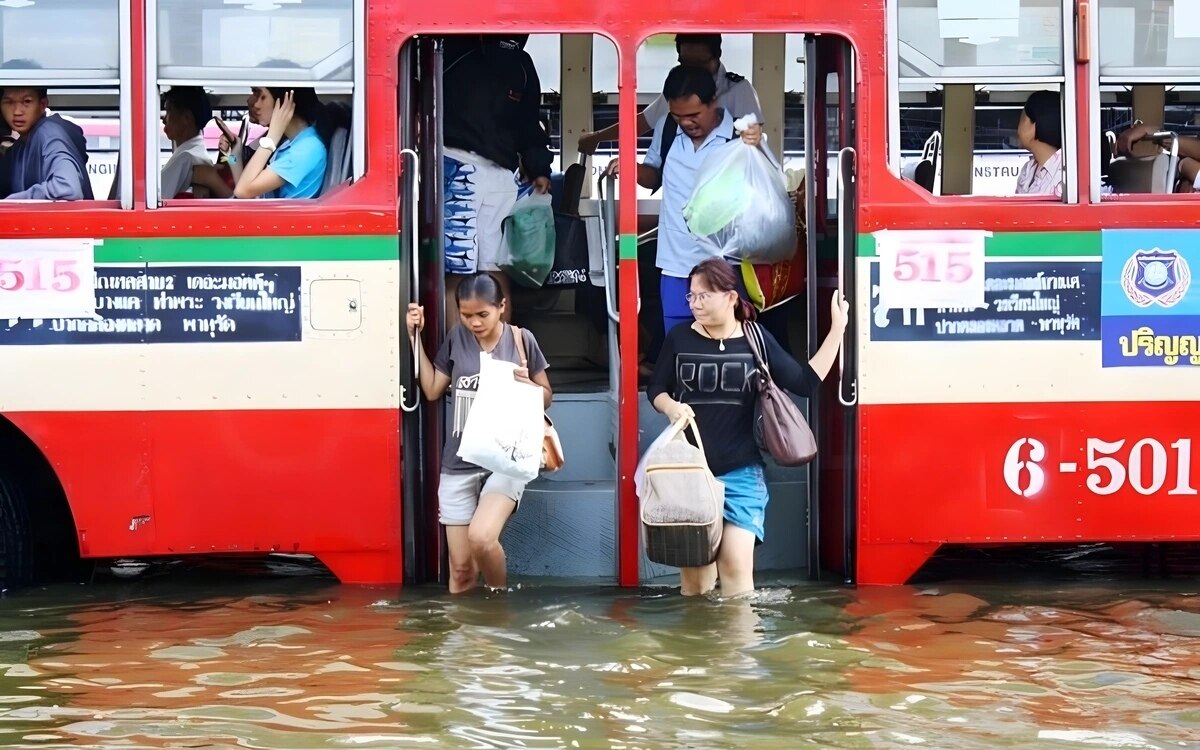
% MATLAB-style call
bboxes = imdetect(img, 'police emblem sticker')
[1121,248,1191,308]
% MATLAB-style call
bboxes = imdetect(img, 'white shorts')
[438,470,526,526]
[443,147,519,274]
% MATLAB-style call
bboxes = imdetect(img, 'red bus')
[1,0,1197,588]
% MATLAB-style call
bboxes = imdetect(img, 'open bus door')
[804,35,859,583]
[399,36,446,585]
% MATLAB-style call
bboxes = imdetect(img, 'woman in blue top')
[194,86,329,199]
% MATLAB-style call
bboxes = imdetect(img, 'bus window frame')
[1087,1,1200,203]
[145,0,366,209]
[0,3,130,210]
[886,0,1080,205]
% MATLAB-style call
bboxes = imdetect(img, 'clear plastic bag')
[500,191,555,288]
[683,118,797,265]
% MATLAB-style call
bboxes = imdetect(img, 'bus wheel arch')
[0,415,83,587]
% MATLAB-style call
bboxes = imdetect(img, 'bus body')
[1,0,1197,588]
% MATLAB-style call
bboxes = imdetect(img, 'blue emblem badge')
[1121,248,1191,308]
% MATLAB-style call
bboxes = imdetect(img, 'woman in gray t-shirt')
[406,272,552,594]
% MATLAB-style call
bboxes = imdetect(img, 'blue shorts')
[718,464,770,542]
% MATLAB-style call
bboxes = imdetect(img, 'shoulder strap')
[510,323,528,365]
[724,71,746,83]
[744,321,772,383]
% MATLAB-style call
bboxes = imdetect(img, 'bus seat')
[1106,154,1174,194]
[321,101,353,195]
[902,159,936,193]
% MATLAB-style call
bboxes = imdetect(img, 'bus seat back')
[1106,153,1173,194]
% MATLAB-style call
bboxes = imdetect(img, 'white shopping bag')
[457,352,545,482]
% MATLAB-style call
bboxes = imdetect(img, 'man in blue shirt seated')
[0,85,92,201]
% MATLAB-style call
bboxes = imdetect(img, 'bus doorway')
[629,32,859,585]
[398,33,628,586]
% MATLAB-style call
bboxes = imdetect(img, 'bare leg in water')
[467,494,517,589]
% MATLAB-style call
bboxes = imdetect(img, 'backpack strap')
[724,70,746,83]
[651,115,679,196]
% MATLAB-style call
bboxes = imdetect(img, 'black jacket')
[441,35,553,180]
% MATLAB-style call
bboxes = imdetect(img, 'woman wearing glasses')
[647,258,849,598]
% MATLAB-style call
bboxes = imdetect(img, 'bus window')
[0,0,125,205]
[152,0,359,206]
[1096,0,1200,199]
[892,0,1075,201]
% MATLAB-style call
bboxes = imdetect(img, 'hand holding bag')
[743,321,818,466]
[511,325,565,473]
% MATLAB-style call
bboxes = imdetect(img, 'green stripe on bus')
[857,231,1099,258]
[619,234,638,261]
[96,235,398,264]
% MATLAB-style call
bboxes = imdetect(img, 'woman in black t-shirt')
[647,258,848,597]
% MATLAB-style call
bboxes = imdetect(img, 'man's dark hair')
[162,86,212,133]
[1023,90,1062,150]
[675,33,722,60]
[662,64,718,104]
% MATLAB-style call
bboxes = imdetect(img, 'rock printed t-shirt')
[433,323,549,473]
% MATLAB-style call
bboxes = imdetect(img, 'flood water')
[1,550,1199,749]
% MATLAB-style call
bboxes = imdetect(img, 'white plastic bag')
[635,421,685,500]
[683,115,796,264]
[456,352,544,481]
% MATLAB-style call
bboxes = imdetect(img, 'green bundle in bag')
[500,192,555,288]
[683,130,796,265]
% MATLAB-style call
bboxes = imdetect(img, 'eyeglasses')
[684,290,723,305]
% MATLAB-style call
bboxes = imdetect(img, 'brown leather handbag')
[743,321,818,466]
[511,325,565,472]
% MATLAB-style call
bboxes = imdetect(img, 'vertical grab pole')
[400,149,422,414]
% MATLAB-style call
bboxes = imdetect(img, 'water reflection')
[0,576,1196,748]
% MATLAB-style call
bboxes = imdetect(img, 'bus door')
[399,34,627,586]
[399,36,445,584]
[804,35,859,582]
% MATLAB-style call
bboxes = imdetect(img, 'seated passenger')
[159,86,214,198]
[0,86,92,200]
[192,85,328,199]
[1014,91,1063,197]
[1116,122,1200,192]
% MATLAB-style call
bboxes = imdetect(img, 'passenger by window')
[160,86,214,199]
[1015,91,1063,198]
[579,34,762,154]
[192,81,329,200]
[0,85,92,201]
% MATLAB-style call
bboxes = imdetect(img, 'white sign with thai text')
[875,229,989,311]
[0,238,98,319]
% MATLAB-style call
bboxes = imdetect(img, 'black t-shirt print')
[648,324,820,477]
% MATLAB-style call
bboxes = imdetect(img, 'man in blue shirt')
[0,86,92,201]
[604,65,762,334]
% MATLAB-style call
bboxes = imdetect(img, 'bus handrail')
[597,172,620,324]
[836,146,858,408]
[400,148,421,414]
